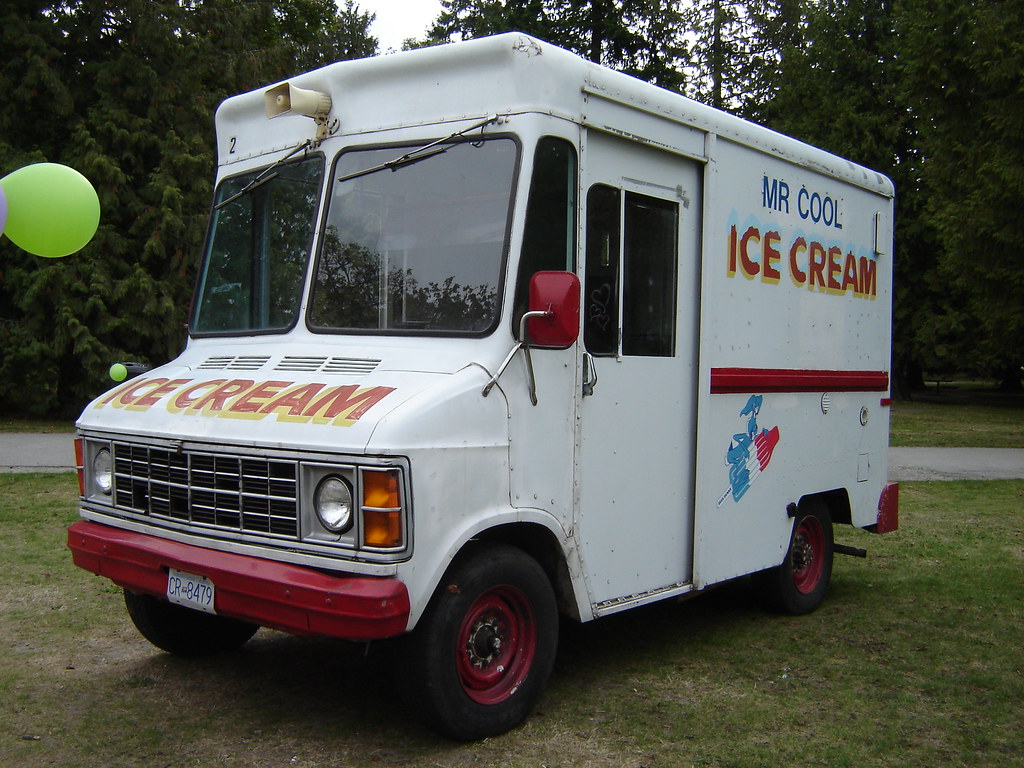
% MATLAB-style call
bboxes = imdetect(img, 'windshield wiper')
[337,114,500,184]
[214,139,314,210]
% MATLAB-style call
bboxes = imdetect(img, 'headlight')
[314,475,353,533]
[93,448,113,495]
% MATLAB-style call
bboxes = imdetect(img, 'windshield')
[192,155,323,335]
[309,137,518,334]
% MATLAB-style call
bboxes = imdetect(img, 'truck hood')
[76,339,492,454]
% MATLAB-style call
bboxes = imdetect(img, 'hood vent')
[197,355,271,371]
[275,356,381,376]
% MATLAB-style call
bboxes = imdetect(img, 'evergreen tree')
[679,0,801,115]
[0,1,376,417]
[429,0,688,90]
[898,0,1023,389]
[681,0,747,110]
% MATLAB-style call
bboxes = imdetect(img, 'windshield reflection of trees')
[313,226,497,332]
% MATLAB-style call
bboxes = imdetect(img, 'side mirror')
[526,271,580,348]
[483,271,580,405]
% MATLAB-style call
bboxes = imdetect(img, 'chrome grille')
[112,443,298,537]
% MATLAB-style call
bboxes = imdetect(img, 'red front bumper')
[67,520,410,640]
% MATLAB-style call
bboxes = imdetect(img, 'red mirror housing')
[527,271,580,348]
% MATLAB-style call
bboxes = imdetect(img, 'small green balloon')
[0,163,100,258]
[109,363,128,382]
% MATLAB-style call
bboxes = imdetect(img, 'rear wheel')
[397,542,558,740]
[123,589,259,657]
[756,501,834,615]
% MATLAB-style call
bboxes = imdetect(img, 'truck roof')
[215,32,894,198]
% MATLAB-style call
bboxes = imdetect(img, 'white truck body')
[70,34,898,738]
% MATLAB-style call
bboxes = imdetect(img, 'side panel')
[693,138,894,589]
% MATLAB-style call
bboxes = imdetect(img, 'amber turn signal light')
[362,470,402,548]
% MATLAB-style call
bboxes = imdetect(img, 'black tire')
[755,501,834,615]
[397,542,559,740]
[123,589,259,657]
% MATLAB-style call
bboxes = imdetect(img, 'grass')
[1,473,1022,767]
[0,418,75,433]
[889,400,1024,447]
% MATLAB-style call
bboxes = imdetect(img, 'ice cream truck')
[68,33,899,740]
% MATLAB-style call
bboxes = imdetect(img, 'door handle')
[582,351,598,397]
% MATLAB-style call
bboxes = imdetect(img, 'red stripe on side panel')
[711,368,890,394]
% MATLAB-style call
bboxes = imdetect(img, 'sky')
[357,0,444,53]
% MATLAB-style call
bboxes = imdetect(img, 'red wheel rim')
[791,516,825,594]
[455,585,537,705]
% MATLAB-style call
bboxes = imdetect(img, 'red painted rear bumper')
[67,520,410,640]
[873,481,899,533]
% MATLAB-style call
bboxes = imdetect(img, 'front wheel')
[755,501,834,615]
[397,542,558,740]
[123,589,259,657]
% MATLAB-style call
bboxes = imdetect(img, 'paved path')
[1,433,1021,480]
[888,447,1024,481]
[0,433,78,473]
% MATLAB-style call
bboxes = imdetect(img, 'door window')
[583,184,621,355]
[623,192,678,356]
[584,185,678,357]
[512,136,577,331]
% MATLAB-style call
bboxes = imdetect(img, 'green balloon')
[0,163,100,258]
[109,363,128,382]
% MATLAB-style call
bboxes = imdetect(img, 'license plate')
[167,568,216,614]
